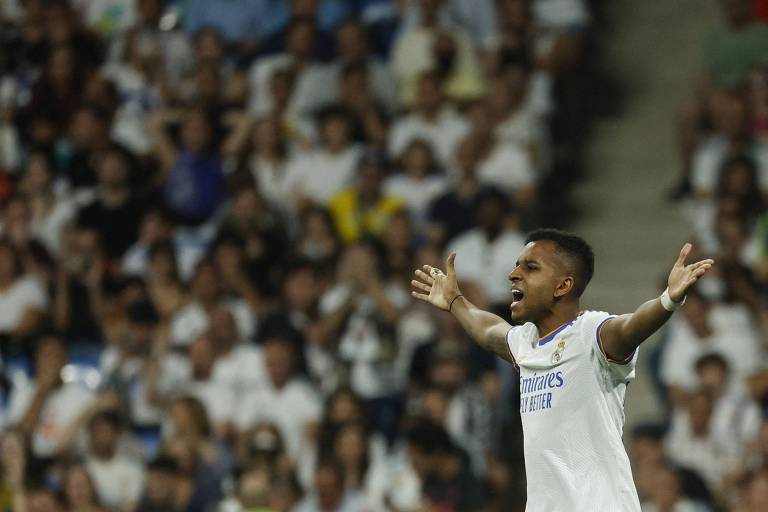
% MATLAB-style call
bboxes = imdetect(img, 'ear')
[554,277,574,299]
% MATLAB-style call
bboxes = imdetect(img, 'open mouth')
[510,288,525,308]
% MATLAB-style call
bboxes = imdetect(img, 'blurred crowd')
[635,1,768,511]
[0,0,706,511]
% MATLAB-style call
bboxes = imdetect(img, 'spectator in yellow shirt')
[329,151,404,243]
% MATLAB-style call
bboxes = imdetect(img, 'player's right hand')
[411,252,461,311]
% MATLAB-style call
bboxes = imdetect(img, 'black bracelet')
[449,294,464,312]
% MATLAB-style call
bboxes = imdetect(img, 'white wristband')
[660,287,686,312]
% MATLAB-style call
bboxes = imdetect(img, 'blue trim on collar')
[538,321,574,346]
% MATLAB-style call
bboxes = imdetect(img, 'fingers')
[415,268,434,285]
[446,252,456,277]
[689,259,715,269]
[411,279,431,293]
[675,242,692,267]
[411,291,430,303]
[682,261,715,289]
[686,259,715,274]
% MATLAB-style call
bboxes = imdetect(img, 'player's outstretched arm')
[411,253,515,363]
[600,243,714,362]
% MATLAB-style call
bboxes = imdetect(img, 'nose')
[508,267,521,282]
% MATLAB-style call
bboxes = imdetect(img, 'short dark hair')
[89,410,122,431]
[694,353,728,374]
[405,419,454,455]
[525,229,594,297]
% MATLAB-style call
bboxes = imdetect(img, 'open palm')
[411,253,462,311]
[667,243,715,302]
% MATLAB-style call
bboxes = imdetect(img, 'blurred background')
[0,0,766,511]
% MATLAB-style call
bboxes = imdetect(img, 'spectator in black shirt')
[77,146,140,260]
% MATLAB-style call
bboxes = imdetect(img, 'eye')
[527,263,536,270]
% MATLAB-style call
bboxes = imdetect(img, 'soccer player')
[410,229,714,511]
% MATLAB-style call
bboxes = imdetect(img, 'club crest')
[551,340,566,364]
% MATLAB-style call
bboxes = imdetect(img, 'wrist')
[660,287,686,312]
[448,294,464,312]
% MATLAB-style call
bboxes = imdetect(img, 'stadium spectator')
[444,188,526,309]
[390,0,485,106]
[385,139,449,227]
[9,335,95,457]
[236,335,322,459]
[284,105,362,207]
[328,150,403,243]
[0,239,47,340]
[405,419,486,511]
[81,410,145,509]
[388,71,470,166]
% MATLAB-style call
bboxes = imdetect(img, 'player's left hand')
[667,243,714,302]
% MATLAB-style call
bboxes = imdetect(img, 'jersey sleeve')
[582,310,638,382]
[505,323,534,367]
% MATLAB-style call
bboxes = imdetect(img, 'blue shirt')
[184,0,272,42]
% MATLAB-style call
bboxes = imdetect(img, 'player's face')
[507,241,571,323]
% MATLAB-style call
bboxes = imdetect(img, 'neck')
[100,186,129,206]
[534,302,581,337]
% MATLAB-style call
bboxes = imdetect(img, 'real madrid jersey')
[506,310,642,512]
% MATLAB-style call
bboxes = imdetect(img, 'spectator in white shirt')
[318,243,409,401]
[660,290,761,406]
[388,71,471,166]
[466,129,536,210]
[236,336,322,459]
[176,334,236,435]
[664,389,732,490]
[9,335,96,458]
[485,67,551,174]
[16,150,76,257]
[0,239,48,338]
[170,259,255,347]
[694,353,761,460]
[248,19,336,116]
[207,308,267,400]
[101,299,189,428]
[284,105,362,207]
[445,189,526,308]
[222,115,292,210]
[84,410,145,510]
[385,139,449,227]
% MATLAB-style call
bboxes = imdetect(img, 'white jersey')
[506,310,641,512]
